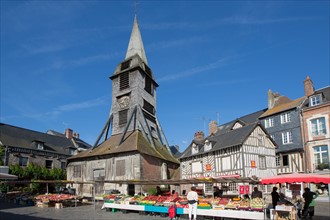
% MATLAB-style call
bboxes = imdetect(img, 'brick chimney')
[304,76,314,97]
[194,131,205,141]
[73,132,80,139]
[267,89,281,109]
[65,128,73,139]
[209,121,218,135]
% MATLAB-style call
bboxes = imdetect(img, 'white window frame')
[259,156,266,169]
[192,143,199,154]
[275,156,280,167]
[192,161,203,174]
[310,94,322,107]
[282,131,293,144]
[313,145,329,169]
[280,113,291,124]
[204,140,212,151]
[311,117,327,136]
[264,118,274,128]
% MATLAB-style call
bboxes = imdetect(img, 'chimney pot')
[304,76,314,97]
[65,129,73,139]
[209,121,218,135]
[194,131,205,141]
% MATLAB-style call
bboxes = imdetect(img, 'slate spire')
[125,15,148,65]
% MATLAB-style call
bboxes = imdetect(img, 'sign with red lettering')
[245,185,250,194]
[239,185,245,194]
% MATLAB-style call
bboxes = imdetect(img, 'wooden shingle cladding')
[180,123,277,180]
[67,130,180,196]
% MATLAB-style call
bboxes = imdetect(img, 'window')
[119,72,129,90]
[143,99,155,115]
[270,135,275,141]
[281,113,291,124]
[264,118,274,128]
[259,156,266,169]
[69,148,75,155]
[116,160,125,176]
[37,142,44,150]
[120,59,131,71]
[282,155,289,166]
[19,157,28,167]
[257,134,264,146]
[192,143,199,154]
[144,75,154,96]
[282,131,293,144]
[192,161,202,173]
[45,160,53,169]
[276,156,280,166]
[313,145,329,170]
[204,140,212,151]
[119,109,128,126]
[61,162,66,170]
[311,117,327,136]
[310,94,322,107]
[73,165,81,178]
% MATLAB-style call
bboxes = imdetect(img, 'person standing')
[187,186,198,220]
[271,187,280,209]
[302,187,317,218]
[251,187,263,199]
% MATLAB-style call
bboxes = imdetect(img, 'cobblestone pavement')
[0,200,329,220]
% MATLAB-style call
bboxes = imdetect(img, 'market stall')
[102,175,265,219]
[260,173,330,220]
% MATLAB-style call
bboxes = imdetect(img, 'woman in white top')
[187,186,198,220]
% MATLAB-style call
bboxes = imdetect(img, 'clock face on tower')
[118,96,130,108]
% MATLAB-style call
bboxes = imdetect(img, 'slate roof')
[0,123,78,155]
[180,122,274,159]
[68,130,179,164]
[259,97,305,118]
[217,109,267,135]
[47,130,92,151]
[301,86,330,108]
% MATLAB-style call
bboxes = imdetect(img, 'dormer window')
[69,148,76,155]
[232,122,243,130]
[192,143,199,154]
[37,142,44,150]
[310,94,322,107]
[204,140,212,151]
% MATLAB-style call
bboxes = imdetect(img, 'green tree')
[0,145,4,166]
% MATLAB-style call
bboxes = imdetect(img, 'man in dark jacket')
[302,187,317,218]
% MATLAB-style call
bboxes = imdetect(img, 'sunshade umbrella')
[260,173,330,184]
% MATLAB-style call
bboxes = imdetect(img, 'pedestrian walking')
[271,186,280,209]
[187,186,198,220]
[302,187,318,218]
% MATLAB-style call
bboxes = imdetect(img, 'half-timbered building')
[180,114,276,195]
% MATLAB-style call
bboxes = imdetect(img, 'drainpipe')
[300,109,308,174]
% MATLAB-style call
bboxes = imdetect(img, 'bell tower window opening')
[119,109,128,126]
[143,99,155,115]
[121,59,131,71]
[120,72,129,90]
[145,75,154,96]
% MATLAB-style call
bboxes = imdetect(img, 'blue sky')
[1,1,329,151]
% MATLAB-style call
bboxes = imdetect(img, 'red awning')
[260,173,330,184]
